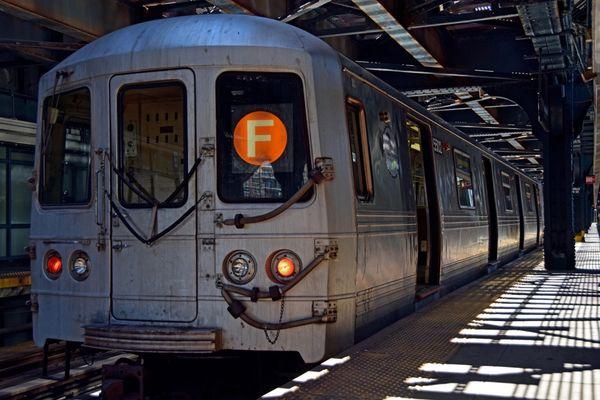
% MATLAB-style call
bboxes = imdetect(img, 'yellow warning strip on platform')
[0,273,31,289]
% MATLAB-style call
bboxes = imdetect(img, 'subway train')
[30,14,542,363]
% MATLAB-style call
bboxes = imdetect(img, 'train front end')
[30,15,356,363]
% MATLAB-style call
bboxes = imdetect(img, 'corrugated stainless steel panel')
[84,324,220,353]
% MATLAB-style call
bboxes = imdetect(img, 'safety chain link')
[264,293,285,344]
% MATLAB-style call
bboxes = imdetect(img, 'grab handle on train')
[221,157,334,229]
[95,151,106,227]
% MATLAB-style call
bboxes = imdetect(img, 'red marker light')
[47,256,62,275]
[276,257,295,278]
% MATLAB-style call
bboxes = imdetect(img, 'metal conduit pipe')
[219,252,333,329]
[220,289,325,330]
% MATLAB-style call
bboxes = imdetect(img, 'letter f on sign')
[247,120,274,157]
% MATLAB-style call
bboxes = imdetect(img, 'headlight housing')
[223,250,257,284]
[69,251,91,281]
[267,250,302,284]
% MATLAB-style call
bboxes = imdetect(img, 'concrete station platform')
[264,227,600,400]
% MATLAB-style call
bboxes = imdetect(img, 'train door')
[534,185,541,244]
[515,175,525,251]
[482,157,498,262]
[406,118,440,290]
[109,69,198,322]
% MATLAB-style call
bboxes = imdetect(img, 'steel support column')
[484,80,581,270]
[541,83,575,268]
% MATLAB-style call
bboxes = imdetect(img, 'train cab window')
[216,72,312,203]
[501,172,513,211]
[118,82,187,207]
[345,98,373,202]
[40,87,92,206]
[524,182,534,212]
[453,149,475,209]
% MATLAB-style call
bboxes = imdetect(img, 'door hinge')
[312,301,337,322]
[112,241,129,252]
[200,191,214,210]
[25,243,36,260]
[28,170,37,191]
[28,294,38,313]
[201,143,215,158]
[202,238,215,250]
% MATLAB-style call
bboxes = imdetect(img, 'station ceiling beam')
[358,61,524,80]
[408,10,520,30]
[432,103,520,112]
[0,0,134,41]
[351,0,442,68]
[203,0,252,14]
[0,38,82,51]
[282,0,332,23]
[455,123,531,130]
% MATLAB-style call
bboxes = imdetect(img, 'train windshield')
[216,72,312,203]
[117,82,187,207]
[40,87,92,206]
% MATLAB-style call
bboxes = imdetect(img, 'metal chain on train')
[264,293,286,345]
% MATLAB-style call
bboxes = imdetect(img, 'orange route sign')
[233,111,287,166]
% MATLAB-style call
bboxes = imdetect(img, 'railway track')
[0,342,307,399]
[0,342,131,400]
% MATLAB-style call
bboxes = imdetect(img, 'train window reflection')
[407,120,427,207]
[216,72,312,203]
[453,149,475,209]
[40,87,91,206]
[118,82,187,207]
[501,172,513,211]
[524,182,534,212]
[346,98,373,202]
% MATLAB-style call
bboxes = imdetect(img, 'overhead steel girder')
[0,0,134,41]
[204,0,252,15]
[408,10,520,30]
[282,0,332,23]
[351,0,442,68]
[359,61,525,80]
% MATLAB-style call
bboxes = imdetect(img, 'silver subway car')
[30,15,542,363]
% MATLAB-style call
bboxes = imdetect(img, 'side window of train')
[345,97,373,202]
[406,119,427,207]
[453,149,475,209]
[216,72,312,203]
[501,171,513,211]
[524,182,534,212]
[40,87,92,206]
[118,82,187,207]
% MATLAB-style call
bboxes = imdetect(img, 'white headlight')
[223,251,256,284]
[69,251,91,281]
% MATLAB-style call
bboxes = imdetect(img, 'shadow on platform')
[274,225,600,400]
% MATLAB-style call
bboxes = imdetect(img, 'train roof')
[43,14,536,183]
[49,14,336,74]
